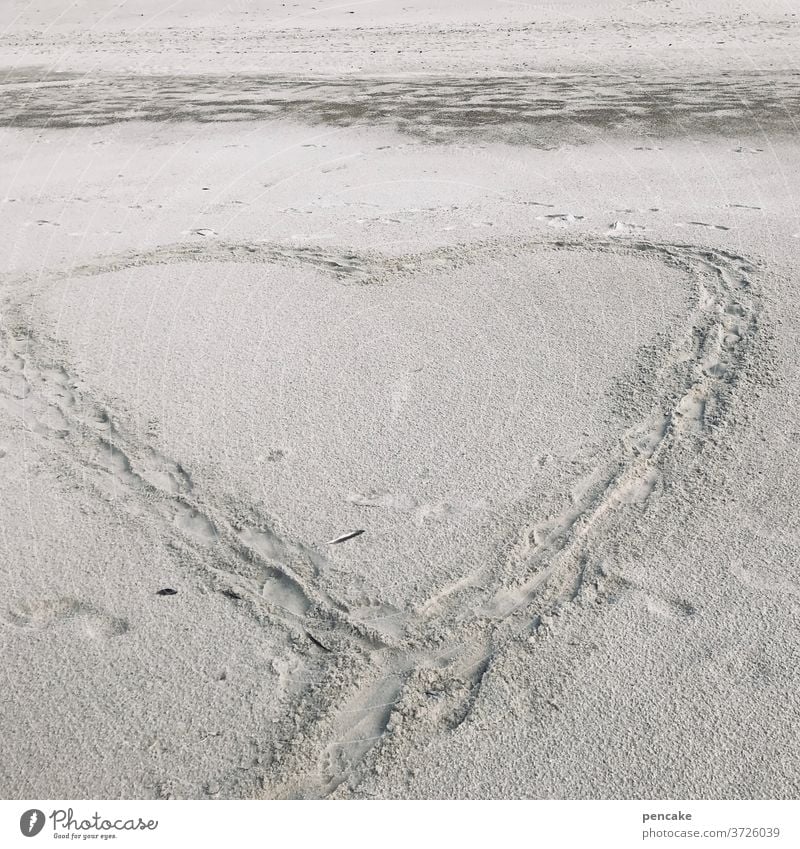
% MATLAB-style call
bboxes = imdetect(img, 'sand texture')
[1,0,799,799]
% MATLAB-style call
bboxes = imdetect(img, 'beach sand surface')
[1,1,799,799]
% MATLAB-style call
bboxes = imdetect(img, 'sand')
[1,1,799,799]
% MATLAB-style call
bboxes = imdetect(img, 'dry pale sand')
[1,1,800,799]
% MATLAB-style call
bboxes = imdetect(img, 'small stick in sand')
[306,632,332,652]
[327,529,365,545]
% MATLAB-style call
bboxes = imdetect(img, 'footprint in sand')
[4,596,129,639]
[674,221,730,231]
[346,597,407,641]
[346,489,417,511]
[539,213,584,228]
[173,504,217,543]
[261,568,311,618]
[135,447,192,495]
[608,220,646,235]
[237,526,314,617]
[688,221,730,231]
[730,562,800,599]
[612,468,661,505]
[596,570,696,621]
[641,592,696,621]
[674,389,708,434]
